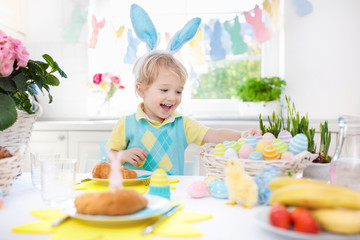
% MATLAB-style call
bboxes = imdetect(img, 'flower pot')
[303,162,331,182]
[239,100,280,118]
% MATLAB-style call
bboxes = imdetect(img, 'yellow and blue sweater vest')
[123,114,188,175]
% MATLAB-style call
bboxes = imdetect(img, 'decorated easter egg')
[277,130,293,145]
[0,196,3,206]
[0,188,3,196]
[272,139,289,155]
[209,179,228,199]
[263,145,280,160]
[187,181,208,198]
[209,149,214,155]
[255,140,269,154]
[281,151,295,160]
[224,148,238,159]
[228,141,241,152]
[245,135,258,148]
[248,151,264,160]
[222,140,231,148]
[263,132,276,145]
[289,133,308,155]
[205,175,218,186]
[237,138,245,147]
[213,144,227,156]
[238,144,254,159]
[254,133,263,141]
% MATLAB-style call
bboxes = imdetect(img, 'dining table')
[0,173,354,240]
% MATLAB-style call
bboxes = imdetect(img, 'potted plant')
[234,76,286,117]
[259,96,332,181]
[0,30,67,155]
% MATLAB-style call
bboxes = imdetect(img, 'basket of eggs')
[200,131,315,180]
[0,146,23,195]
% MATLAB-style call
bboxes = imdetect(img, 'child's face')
[138,67,184,123]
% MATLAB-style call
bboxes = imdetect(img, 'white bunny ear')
[167,18,201,53]
[130,4,158,51]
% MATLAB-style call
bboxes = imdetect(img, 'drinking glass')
[40,157,77,207]
[30,152,60,189]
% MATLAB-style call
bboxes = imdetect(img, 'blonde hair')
[133,52,188,90]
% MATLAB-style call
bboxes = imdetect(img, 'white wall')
[284,0,360,120]
[22,0,360,121]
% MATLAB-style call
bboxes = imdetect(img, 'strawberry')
[290,207,320,234]
[269,202,291,229]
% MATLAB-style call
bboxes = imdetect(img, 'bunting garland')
[123,29,140,64]
[244,5,272,44]
[223,16,248,55]
[62,4,88,43]
[89,14,106,48]
[291,0,313,17]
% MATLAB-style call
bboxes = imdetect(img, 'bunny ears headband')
[130,4,201,78]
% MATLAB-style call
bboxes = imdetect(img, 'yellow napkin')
[12,203,212,240]
[76,179,179,193]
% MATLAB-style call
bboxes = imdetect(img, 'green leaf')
[55,62,68,78]
[33,60,49,71]
[27,60,45,76]
[0,93,17,130]
[42,54,56,69]
[44,75,60,86]
[13,73,28,92]
[0,76,17,91]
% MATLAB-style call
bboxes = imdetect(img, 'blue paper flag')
[124,29,140,64]
[291,0,313,17]
[209,20,226,61]
[98,140,108,163]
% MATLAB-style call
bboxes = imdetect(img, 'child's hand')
[242,128,262,138]
[121,148,147,167]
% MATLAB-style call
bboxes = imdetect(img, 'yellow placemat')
[76,179,179,194]
[12,203,212,240]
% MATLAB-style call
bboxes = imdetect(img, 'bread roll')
[92,162,138,179]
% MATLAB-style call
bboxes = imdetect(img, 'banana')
[313,209,360,234]
[268,177,329,191]
[269,183,360,210]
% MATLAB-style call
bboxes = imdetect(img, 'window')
[87,0,281,119]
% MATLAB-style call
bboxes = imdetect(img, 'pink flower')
[0,59,15,77]
[15,45,29,68]
[93,73,102,84]
[111,76,125,89]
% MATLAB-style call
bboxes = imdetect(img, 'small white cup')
[30,152,60,189]
[40,158,77,207]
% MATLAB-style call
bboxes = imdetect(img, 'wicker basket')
[199,143,313,180]
[0,149,22,195]
[0,112,37,173]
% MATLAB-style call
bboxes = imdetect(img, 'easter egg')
[254,133,263,141]
[245,135,258,148]
[187,181,208,198]
[278,130,293,145]
[213,144,226,156]
[222,140,231,148]
[263,132,276,145]
[281,151,295,160]
[272,139,289,155]
[263,145,280,160]
[209,179,228,199]
[289,133,308,155]
[248,151,264,160]
[205,175,218,186]
[228,141,241,152]
[237,138,246,147]
[238,144,254,159]
[224,148,238,159]
[0,196,3,206]
[0,188,2,196]
[255,140,269,154]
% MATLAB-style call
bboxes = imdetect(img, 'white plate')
[62,194,171,226]
[91,170,152,186]
[255,207,360,240]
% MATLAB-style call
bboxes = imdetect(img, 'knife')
[142,204,181,235]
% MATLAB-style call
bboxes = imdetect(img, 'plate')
[62,194,171,226]
[255,207,360,240]
[91,170,152,186]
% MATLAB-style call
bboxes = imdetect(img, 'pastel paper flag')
[291,0,313,17]
[124,29,140,64]
[188,28,205,65]
[12,205,212,240]
[113,25,125,38]
[263,0,281,31]
[62,4,88,43]
[224,16,248,55]
[89,14,106,48]
[244,5,272,44]
[209,20,226,61]
[98,140,108,163]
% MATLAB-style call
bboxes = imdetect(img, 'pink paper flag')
[244,5,272,44]
[89,14,106,48]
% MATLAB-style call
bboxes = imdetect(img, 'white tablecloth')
[1,173,290,240]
